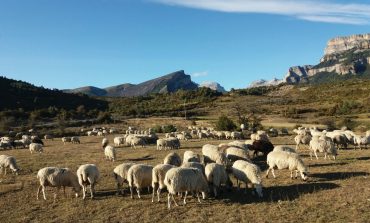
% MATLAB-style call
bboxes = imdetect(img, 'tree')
[216,115,236,131]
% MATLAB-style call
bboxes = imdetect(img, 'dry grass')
[0,134,369,223]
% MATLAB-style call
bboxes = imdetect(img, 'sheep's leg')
[271,169,276,178]
[213,185,218,198]
[183,191,187,205]
[167,193,171,209]
[295,170,298,179]
[265,168,270,178]
[116,183,122,195]
[309,151,313,160]
[314,151,319,160]
[157,187,161,202]
[4,168,6,176]
[63,186,66,197]
[42,186,47,200]
[197,192,202,203]
[151,185,157,202]
[136,187,141,199]
[171,193,179,206]
[130,186,134,199]
[90,184,94,199]
[290,171,293,179]
[82,185,86,200]
[37,185,42,200]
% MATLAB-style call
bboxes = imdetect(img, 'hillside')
[65,70,198,97]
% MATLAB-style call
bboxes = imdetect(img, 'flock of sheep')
[0,125,369,210]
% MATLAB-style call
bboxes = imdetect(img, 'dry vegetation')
[0,132,369,223]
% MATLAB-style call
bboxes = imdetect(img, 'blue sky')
[0,0,369,90]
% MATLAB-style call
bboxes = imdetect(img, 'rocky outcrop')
[199,81,226,92]
[248,78,283,88]
[323,34,370,57]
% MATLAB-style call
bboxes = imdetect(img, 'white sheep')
[0,155,20,175]
[294,134,312,150]
[151,164,175,202]
[62,137,71,145]
[164,167,209,209]
[183,151,200,163]
[205,163,232,197]
[44,134,53,140]
[163,152,182,166]
[36,167,81,200]
[102,138,109,149]
[114,136,125,147]
[354,134,369,150]
[273,145,297,153]
[309,136,337,160]
[156,138,168,150]
[226,146,251,163]
[181,162,205,175]
[130,136,146,149]
[231,160,263,197]
[104,145,116,161]
[202,144,229,166]
[71,136,80,144]
[29,143,43,154]
[113,163,136,195]
[266,151,308,180]
[77,164,100,199]
[127,164,153,199]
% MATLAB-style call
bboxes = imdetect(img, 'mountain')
[199,81,226,93]
[65,70,198,97]
[248,78,283,88]
[0,76,108,111]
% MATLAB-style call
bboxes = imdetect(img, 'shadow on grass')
[126,155,154,162]
[308,162,348,168]
[310,171,369,181]
[219,182,339,204]
[356,156,370,161]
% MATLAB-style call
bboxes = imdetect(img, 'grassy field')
[0,134,369,223]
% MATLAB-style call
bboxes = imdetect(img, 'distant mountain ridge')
[64,70,198,97]
[199,81,226,93]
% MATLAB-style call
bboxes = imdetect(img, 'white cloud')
[191,71,208,77]
[152,0,370,25]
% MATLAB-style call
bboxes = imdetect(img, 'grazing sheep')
[114,136,125,147]
[232,160,263,197]
[231,131,243,140]
[127,164,153,199]
[77,164,100,199]
[29,143,43,154]
[13,140,25,149]
[268,128,279,137]
[183,151,200,163]
[102,138,109,149]
[113,163,136,195]
[0,155,20,175]
[181,162,205,175]
[104,145,116,161]
[266,151,308,180]
[151,164,175,202]
[36,167,81,200]
[294,134,312,150]
[167,137,180,149]
[130,136,146,149]
[273,145,297,153]
[71,136,80,144]
[226,146,251,163]
[163,152,182,167]
[354,135,369,150]
[205,163,232,197]
[32,137,44,145]
[309,136,337,160]
[164,167,209,209]
[249,140,274,158]
[62,137,71,145]
[202,144,228,166]
[156,138,168,150]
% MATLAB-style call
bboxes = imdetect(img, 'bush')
[152,125,163,133]
[162,125,177,133]
[216,115,236,131]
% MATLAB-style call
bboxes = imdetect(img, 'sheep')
[273,145,297,153]
[151,164,175,202]
[226,146,251,162]
[205,163,232,197]
[13,140,25,149]
[266,151,308,181]
[114,136,125,147]
[164,167,209,209]
[163,152,182,167]
[202,144,228,166]
[176,133,187,141]
[77,164,100,199]
[29,143,43,154]
[181,162,205,175]
[231,131,242,140]
[102,138,109,149]
[183,151,200,163]
[167,137,180,149]
[231,160,263,197]
[156,138,168,150]
[130,136,146,149]
[62,137,71,145]
[0,155,20,175]
[104,145,116,161]
[294,134,312,150]
[36,167,81,200]
[113,163,136,195]
[309,136,337,160]
[354,135,369,150]
[127,164,153,199]
[71,136,80,144]
[249,140,274,158]
[44,134,53,140]
[32,137,44,145]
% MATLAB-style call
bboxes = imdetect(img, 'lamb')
[114,136,125,147]
[183,150,200,163]
[0,155,20,175]
[71,136,80,144]
[205,163,232,197]
[113,163,136,195]
[164,167,209,209]
[273,145,297,153]
[62,137,71,145]
[294,134,312,150]
[29,143,43,154]
[163,152,182,166]
[36,167,81,200]
[226,146,251,162]
[266,151,308,180]
[76,164,100,199]
[181,162,205,175]
[127,164,153,199]
[309,136,337,160]
[104,145,116,161]
[202,144,229,166]
[102,138,109,149]
[231,160,263,197]
[151,164,175,202]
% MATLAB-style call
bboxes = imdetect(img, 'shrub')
[152,125,163,133]
[216,115,236,131]
[162,125,177,133]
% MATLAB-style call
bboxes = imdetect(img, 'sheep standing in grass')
[163,152,182,166]
[113,163,136,195]
[181,162,205,175]
[156,139,168,150]
[71,136,80,144]
[309,136,337,160]
[354,134,369,150]
[0,155,20,175]
[164,167,209,209]
[44,134,53,140]
[294,134,312,150]
[205,163,232,197]
[151,164,175,202]
[183,151,200,163]
[266,151,308,180]
[249,140,274,158]
[104,145,116,161]
[127,164,153,199]
[77,164,100,199]
[130,137,146,149]
[36,167,81,200]
[231,160,263,197]
[102,138,109,149]
[29,143,43,154]
[62,137,71,145]
[114,137,125,147]
[202,144,228,166]
[226,146,251,163]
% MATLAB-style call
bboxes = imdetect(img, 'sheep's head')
[300,171,308,181]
